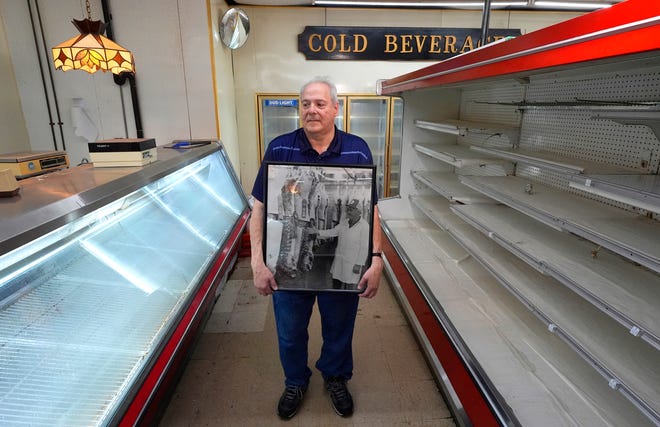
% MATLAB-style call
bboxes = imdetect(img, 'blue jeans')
[272,290,360,387]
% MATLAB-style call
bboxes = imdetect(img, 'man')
[311,198,370,290]
[249,77,383,419]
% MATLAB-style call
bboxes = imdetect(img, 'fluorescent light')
[534,1,612,8]
[315,1,527,5]
[313,0,616,8]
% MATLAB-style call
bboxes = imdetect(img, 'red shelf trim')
[119,209,251,426]
[382,235,500,427]
[380,0,660,94]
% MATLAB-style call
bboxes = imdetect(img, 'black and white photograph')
[263,162,375,292]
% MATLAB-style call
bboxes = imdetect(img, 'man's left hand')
[357,256,383,298]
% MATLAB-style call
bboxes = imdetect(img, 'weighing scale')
[0,151,69,179]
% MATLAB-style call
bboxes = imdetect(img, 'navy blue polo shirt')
[251,127,377,203]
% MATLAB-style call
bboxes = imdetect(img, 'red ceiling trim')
[380,0,660,94]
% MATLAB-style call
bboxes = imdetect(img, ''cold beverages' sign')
[298,26,521,61]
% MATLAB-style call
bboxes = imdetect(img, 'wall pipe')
[480,0,492,46]
[35,0,66,150]
[100,0,144,138]
[26,0,58,151]
[113,72,144,138]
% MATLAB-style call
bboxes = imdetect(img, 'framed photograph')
[263,162,376,292]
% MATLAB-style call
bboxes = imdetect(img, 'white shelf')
[591,108,660,140]
[381,214,655,427]
[411,171,496,204]
[413,143,512,169]
[450,203,660,351]
[383,219,468,265]
[570,174,660,214]
[414,119,519,142]
[408,195,471,231]
[459,175,660,275]
[471,146,645,175]
[415,119,461,135]
[446,220,660,422]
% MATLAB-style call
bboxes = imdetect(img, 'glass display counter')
[0,143,250,426]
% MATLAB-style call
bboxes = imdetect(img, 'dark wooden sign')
[298,26,521,61]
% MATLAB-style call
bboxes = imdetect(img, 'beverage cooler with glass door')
[346,96,403,198]
[257,94,402,198]
[257,94,347,158]
[257,96,302,159]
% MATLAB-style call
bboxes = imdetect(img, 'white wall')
[211,0,242,174]
[224,6,581,194]
[1,1,579,189]
[0,6,29,153]
[0,0,219,166]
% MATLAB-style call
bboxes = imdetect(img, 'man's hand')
[249,199,277,296]
[357,256,383,298]
[252,261,278,296]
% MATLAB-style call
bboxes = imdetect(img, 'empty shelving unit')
[376,1,660,426]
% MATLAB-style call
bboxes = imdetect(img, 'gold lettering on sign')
[429,35,442,53]
[324,35,337,52]
[460,35,474,53]
[445,35,457,53]
[309,34,322,52]
[339,34,350,52]
[415,35,428,52]
[303,29,516,58]
[400,35,413,53]
[355,34,368,52]
[308,33,369,53]
[384,34,397,53]
[381,33,489,55]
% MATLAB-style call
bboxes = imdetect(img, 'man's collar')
[299,126,341,155]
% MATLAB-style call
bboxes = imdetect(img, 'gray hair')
[300,77,338,104]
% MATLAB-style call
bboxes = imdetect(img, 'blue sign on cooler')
[265,99,298,107]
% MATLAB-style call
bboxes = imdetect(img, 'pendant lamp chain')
[85,0,92,20]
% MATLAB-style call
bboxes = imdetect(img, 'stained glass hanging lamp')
[52,0,134,74]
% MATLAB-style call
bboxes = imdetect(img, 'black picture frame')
[263,161,376,292]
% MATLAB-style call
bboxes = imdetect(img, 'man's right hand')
[249,199,278,296]
[252,261,278,296]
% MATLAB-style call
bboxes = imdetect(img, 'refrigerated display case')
[376,1,660,426]
[257,93,403,197]
[0,142,250,426]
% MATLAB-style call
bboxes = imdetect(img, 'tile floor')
[159,257,456,427]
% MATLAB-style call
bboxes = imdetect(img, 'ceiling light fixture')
[52,0,134,74]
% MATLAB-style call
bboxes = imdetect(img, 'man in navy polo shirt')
[249,77,383,419]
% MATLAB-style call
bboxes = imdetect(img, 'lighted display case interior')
[0,149,248,426]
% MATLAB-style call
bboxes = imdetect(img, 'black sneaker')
[324,377,354,417]
[277,384,307,419]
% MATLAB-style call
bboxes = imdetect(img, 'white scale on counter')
[0,150,69,180]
